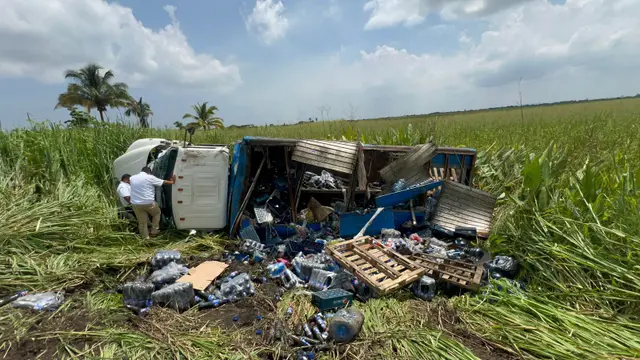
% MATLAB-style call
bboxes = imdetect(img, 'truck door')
[171,146,230,230]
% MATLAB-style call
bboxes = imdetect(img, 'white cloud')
[458,31,472,44]
[163,4,178,23]
[0,0,241,91]
[230,0,640,122]
[324,0,342,20]
[363,0,533,29]
[245,0,290,45]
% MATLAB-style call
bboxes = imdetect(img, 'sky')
[0,0,639,129]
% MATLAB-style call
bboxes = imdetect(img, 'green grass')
[1,97,640,359]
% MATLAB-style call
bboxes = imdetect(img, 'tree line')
[55,63,224,130]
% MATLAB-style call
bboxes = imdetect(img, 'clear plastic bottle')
[267,262,286,278]
[328,308,365,343]
[392,178,407,193]
[11,292,65,311]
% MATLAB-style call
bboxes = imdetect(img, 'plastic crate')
[312,289,353,311]
[286,240,324,256]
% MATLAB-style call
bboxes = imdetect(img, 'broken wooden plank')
[379,142,437,188]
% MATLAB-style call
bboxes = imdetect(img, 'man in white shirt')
[130,167,176,239]
[116,174,135,221]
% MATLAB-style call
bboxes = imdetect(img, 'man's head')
[141,166,152,174]
[121,174,131,184]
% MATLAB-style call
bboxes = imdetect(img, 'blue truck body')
[226,136,477,239]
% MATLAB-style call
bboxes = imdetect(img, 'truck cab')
[113,139,229,230]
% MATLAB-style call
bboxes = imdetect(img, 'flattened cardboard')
[308,197,333,222]
[177,260,228,291]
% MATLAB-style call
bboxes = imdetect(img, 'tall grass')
[1,97,640,358]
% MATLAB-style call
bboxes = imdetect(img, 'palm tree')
[173,121,185,130]
[182,102,224,130]
[55,63,130,122]
[124,97,153,128]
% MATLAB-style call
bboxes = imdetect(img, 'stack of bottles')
[213,272,256,301]
[150,250,182,270]
[148,262,189,288]
[291,253,337,282]
[151,282,195,312]
[122,281,154,308]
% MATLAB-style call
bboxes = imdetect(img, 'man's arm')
[124,196,131,204]
[163,174,176,185]
[151,174,176,186]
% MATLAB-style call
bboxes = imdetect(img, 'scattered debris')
[4,138,525,359]
[379,142,437,190]
[11,292,65,311]
[487,256,519,278]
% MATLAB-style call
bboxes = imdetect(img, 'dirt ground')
[2,254,519,360]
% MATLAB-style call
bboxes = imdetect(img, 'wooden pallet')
[326,237,425,295]
[409,253,484,290]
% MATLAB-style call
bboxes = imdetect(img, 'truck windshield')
[151,148,178,226]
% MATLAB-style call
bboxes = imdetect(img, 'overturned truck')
[114,136,502,297]
[113,136,479,238]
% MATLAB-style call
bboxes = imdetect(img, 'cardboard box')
[177,260,228,291]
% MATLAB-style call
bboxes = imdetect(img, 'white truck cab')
[113,139,229,230]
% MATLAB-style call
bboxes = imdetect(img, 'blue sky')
[0,0,638,129]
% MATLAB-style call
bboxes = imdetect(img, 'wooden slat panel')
[292,140,358,174]
[431,180,497,238]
